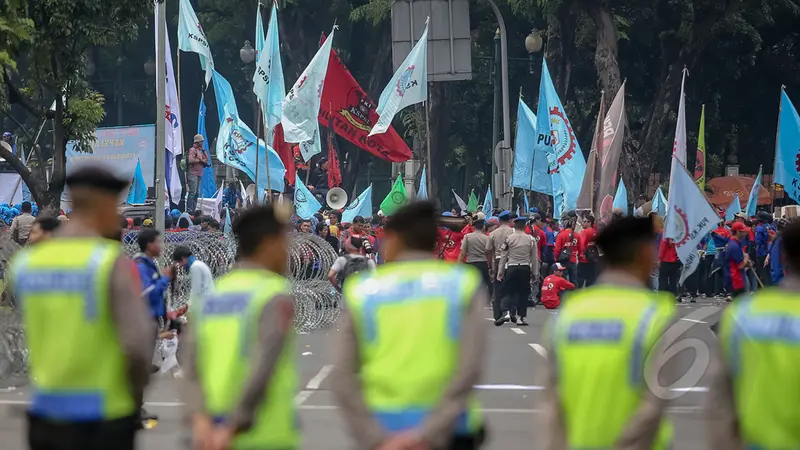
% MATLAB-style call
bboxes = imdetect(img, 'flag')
[255,3,265,57]
[155,6,183,204]
[298,126,322,162]
[516,205,520,217]
[612,178,628,215]
[776,89,800,203]
[223,207,232,234]
[534,58,586,211]
[652,187,668,217]
[177,0,215,88]
[467,190,479,212]
[663,159,719,283]
[212,70,286,193]
[510,97,552,194]
[239,180,250,208]
[198,95,217,198]
[342,185,373,223]
[127,161,147,204]
[197,186,223,221]
[272,124,295,185]
[293,172,322,219]
[577,91,605,211]
[319,43,412,162]
[482,185,493,213]
[282,27,335,143]
[369,20,428,137]
[452,190,467,214]
[694,104,706,189]
[326,118,342,188]
[254,3,285,132]
[380,175,408,216]
[417,166,428,200]
[594,83,627,224]
[725,195,742,222]
[672,68,688,166]
[746,165,763,217]
[523,193,530,214]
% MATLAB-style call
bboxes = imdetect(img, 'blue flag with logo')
[534,58,586,210]
[294,172,322,219]
[776,89,800,203]
[223,207,232,235]
[127,161,147,204]
[483,185,493,213]
[612,178,628,215]
[725,194,742,222]
[746,165,762,217]
[511,98,552,194]
[254,2,285,132]
[342,185,373,223]
[197,95,217,198]
[417,166,428,201]
[212,70,285,193]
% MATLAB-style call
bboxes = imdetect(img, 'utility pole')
[155,0,167,234]
[491,29,501,209]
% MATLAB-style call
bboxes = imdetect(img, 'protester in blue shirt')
[754,211,772,286]
[222,180,242,210]
[767,219,787,284]
[724,222,750,298]
[134,228,174,321]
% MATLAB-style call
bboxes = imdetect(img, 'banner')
[342,184,373,223]
[381,175,408,215]
[370,20,428,137]
[776,89,800,203]
[725,194,742,222]
[612,178,628,215]
[417,166,428,200]
[282,27,335,143]
[254,3,285,132]
[127,161,147,204]
[65,125,156,187]
[694,105,706,189]
[510,97,552,194]
[577,91,605,211]
[198,95,217,198]
[293,172,322,219]
[594,83,627,224]
[745,165,762,217]
[177,0,215,87]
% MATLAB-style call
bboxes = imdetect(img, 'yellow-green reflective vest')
[194,268,299,450]
[344,259,483,434]
[550,285,675,449]
[10,237,135,421]
[718,288,800,449]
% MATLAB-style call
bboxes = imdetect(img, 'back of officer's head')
[233,204,288,273]
[782,220,800,271]
[596,216,656,283]
[514,218,527,231]
[66,166,128,240]
[383,201,437,262]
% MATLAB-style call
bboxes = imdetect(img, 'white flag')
[155,5,183,203]
[281,27,336,143]
[177,0,215,88]
[298,126,322,162]
[671,68,688,166]
[369,20,429,137]
[663,158,719,283]
[452,190,468,214]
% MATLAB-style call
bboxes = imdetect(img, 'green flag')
[380,174,408,215]
[467,190,479,212]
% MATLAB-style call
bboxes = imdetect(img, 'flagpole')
[177,49,186,210]
[255,102,261,203]
[155,0,167,234]
[771,85,785,214]
[262,111,273,204]
[425,84,432,197]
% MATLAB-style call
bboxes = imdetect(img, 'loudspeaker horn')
[326,187,348,210]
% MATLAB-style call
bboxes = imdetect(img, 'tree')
[0,0,153,211]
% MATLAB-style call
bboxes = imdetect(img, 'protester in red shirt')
[554,220,579,283]
[577,215,599,287]
[658,237,681,299]
[540,263,575,309]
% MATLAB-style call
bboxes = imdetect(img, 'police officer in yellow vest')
[332,201,488,450]
[540,216,676,450]
[182,204,297,450]
[707,219,800,449]
[8,166,155,450]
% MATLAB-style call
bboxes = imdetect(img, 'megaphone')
[326,187,348,210]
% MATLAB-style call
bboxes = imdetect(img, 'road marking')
[680,318,708,324]
[485,318,495,321]
[306,365,334,390]
[670,387,709,392]
[510,328,526,335]
[294,390,314,406]
[297,405,702,414]
[528,343,548,358]
[474,384,545,390]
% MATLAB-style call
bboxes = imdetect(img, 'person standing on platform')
[186,134,210,213]
[332,201,488,450]
[182,204,299,450]
[497,217,539,326]
[460,219,492,292]
[8,167,154,450]
[487,210,514,321]
[708,219,800,449]
[540,216,676,450]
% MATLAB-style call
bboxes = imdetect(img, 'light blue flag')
[342,185,373,223]
[294,172,322,219]
[482,185,493,213]
[223,207,232,235]
[554,189,565,220]
[417,166,428,200]
[612,178,628,215]
[127,161,147,204]
[212,70,285,193]
[725,195,742,222]
[511,98,552,194]
[652,187,668,217]
[515,205,520,217]
[534,58,586,210]
[254,2,285,132]
[370,20,428,136]
[523,193,530,215]
[776,89,800,203]
[746,165,762,217]
[255,3,265,57]
[177,0,214,88]
[198,95,217,198]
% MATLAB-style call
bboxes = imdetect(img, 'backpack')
[557,230,574,265]
[337,255,371,286]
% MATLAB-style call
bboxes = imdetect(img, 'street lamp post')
[525,29,543,76]
[116,56,124,126]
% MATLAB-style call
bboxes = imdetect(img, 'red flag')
[272,124,296,185]
[327,119,342,188]
[318,44,412,162]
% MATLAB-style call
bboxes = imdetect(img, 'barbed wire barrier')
[0,230,341,387]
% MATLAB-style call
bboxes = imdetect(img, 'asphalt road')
[0,298,727,450]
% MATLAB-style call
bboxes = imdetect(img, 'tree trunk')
[428,82,450,205]
[545,0,577,97]
[588,2,622,108]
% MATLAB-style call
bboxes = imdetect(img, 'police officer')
[496,217,539,326]
[488,210,513,321]
[183,204,298,450]
[540,216,676,449]
[460,218,492,289]
[707,219,800,449]
[8,166,154,450]
[332,201,487,450]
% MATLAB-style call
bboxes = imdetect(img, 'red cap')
[731,222,747,232]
